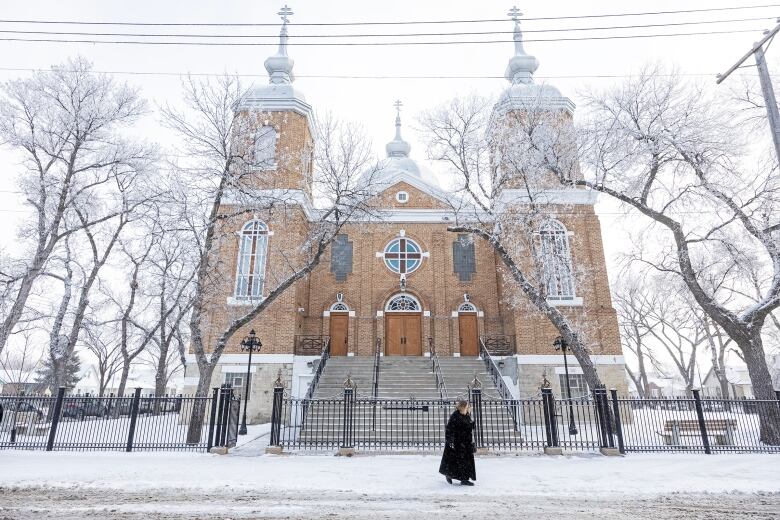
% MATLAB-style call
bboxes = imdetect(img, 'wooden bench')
[658,419,737,446]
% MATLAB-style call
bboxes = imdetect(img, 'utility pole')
[717,19,780,163]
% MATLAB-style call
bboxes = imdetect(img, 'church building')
[183,7,628,422]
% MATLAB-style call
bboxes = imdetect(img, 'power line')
[0,17,771,39]
[0,68,757,80]
[0,4,777,27]
[0,29,766,47]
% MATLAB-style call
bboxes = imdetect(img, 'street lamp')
[553,335,578,436]
[239,329,262,435]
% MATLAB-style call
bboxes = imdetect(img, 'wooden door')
[329,313,349,356]
[385,314,405,356]
[403,314,422,356]
[458,313,479,357]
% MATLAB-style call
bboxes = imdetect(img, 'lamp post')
[239,329,262,435]
[553,336,578,435]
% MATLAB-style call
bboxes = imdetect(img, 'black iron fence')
[268,385,780,454]
[0,386,240,452]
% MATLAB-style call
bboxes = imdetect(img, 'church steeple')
[386,100,411,158]
[264,5,295,85]
[504,6,539,85]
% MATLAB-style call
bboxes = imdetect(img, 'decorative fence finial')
[471,372,482,390]
[274,369,284,389]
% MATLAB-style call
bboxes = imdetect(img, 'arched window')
[538,220,575,300]
[457,302,477,313]
[254,126,277,168]
[385,294,421,312]
[382,237,423,274]
[330,302,349,312]
[234,220,269,300]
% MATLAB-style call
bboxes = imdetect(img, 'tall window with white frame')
[234,220,269,300]
[538,219,576,301]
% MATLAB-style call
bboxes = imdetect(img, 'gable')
[374,181,450,210]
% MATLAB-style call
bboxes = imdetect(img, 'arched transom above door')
[385,294,421,312]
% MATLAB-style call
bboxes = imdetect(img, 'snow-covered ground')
[1,425,779,519]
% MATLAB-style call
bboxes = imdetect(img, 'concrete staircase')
[437,357,502,399]
[297,354,521,449]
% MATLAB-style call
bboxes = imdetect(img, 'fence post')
[339,377,355,455]
[692,389,711,454]
[45,387,66,452]
[469,377,484,449]
[593,385,613,450]
[609,388,625,455]
[541,387,560,454]
[207,387,219,452]
[266,372,285,454]
[125,387,142,453]
[218,386,232,448]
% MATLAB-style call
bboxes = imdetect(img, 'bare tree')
[81,319,123,397]
[0,57,154,356]
[163,76,379,441]
[419,94,608,392]
[0,329,43,391]
[613,273,664,397]
[575,66,780,443]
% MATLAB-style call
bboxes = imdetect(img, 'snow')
[1,424,778,498]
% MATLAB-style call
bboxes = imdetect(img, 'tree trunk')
[116,356,131,398]
[739,335,780,445]
[185,360,216,445]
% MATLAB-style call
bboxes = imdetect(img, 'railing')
[0,387,239,452]
[480,335,516,356]
[429,337,448,399]
[304,337,331,401]
[268,387,780,454]
[295,335,330,356]
[478,338,518,428]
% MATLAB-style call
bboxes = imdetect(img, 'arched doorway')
[329,301,350,356]
[457,302,479,357]
[384,294,422,356]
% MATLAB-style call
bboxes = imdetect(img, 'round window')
[383,237,423,274]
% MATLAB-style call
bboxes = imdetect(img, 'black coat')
[439,410,476,481]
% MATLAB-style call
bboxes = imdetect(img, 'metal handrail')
[371,337,381,400]
[304,337,331,401]
[478,338,518,427]
[429,337,448,399]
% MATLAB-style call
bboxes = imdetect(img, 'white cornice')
[498,188,599,206]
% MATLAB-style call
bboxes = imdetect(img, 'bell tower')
[233,5,314,198]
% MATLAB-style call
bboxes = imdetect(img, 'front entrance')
[329,313,349,356]
[385,313,422,356]
[458,313,479,356]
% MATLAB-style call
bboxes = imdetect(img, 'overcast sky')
[0,0,776,368]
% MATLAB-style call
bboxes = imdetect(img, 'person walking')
[439,399,476,486]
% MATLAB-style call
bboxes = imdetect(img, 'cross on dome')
[386,99,411,158]
[264,5,296,85]
[504,5,539,85]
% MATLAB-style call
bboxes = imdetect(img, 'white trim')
[221,366,258,374]
[220,189,316,221]
[226,296,263,306]
[423,310,431,317]
[497,188,599,206]
[554,366,583,375]
[453,353,461,357]
[185,354,297,364]
[515,354,625,365]
[375,252,383,258]
[396,191,409,203]
[477,311,485,317]
[348,310,356,317]
[347,352,355,357]
[423,352,431,357]
[322,310,331,317]
[451,311,459,318]
[547,297,583,307]
[376,311,384,317]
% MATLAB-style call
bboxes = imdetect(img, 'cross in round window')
[382,237,424,274]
